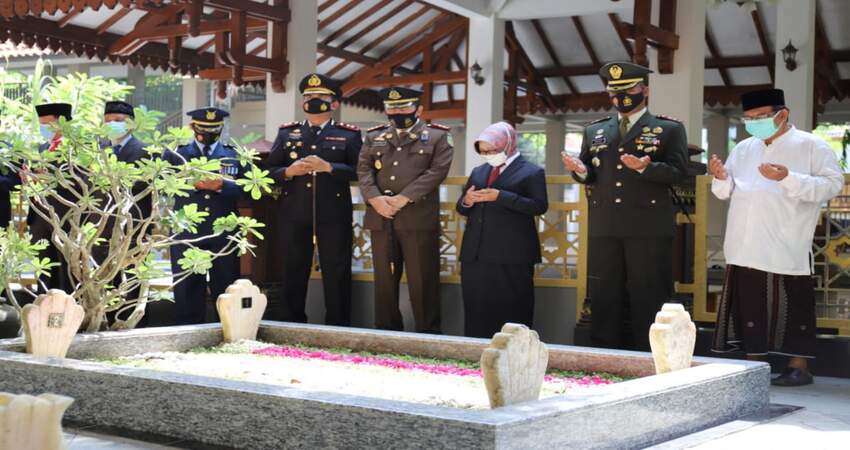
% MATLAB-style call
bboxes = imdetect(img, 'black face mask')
[196,132,221,146]
[613,91,645,114]
[303,98,332,114]
[388,112,417,129]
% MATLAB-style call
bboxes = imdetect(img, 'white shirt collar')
[115,134,133,148]
[619,107,647,127]
[305,118,332,132]
[194,140,220,154]
[503,151,521,168]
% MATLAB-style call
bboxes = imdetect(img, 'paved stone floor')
[63,376,850,449]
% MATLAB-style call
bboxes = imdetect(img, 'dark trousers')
[588,236,672,351]
[370,229,441,333]
[170,241,239,325]
[277,221,352,326]
[29,217,72,295]
[461,262,535,338]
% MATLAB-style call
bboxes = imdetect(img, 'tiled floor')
[59,377,850,449]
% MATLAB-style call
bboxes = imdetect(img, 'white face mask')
[480,151,508,167]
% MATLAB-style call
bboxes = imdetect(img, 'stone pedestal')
[649,303,697,374]
[216,280,267,342]
[480,323,549,408]
[0,392,73,450]
[21,290,84,358]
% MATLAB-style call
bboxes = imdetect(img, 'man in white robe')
[709,88,843,386]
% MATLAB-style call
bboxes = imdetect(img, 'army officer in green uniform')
[561,61,688,351]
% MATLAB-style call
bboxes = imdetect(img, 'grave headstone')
[21,290,84,358]
[480,323,549,408]
[649,303,697,374]
[216,279,267,342]
[0,392,74,450]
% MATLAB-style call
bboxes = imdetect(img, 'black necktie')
[112,144,122,156]
[310,126,321,136]
[203,145,211,157]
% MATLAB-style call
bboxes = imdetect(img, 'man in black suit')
[26,103,75,294]
[457,121,547,338]
[561,61,688,351]
[0,113,21,227]
[96,100,153,324]
[266,73,362,325]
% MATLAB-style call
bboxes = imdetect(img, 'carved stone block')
[21,290,84,358]
[480,323,549,408]
[0,392,74,450]
[649,303,697,374]
[216,279,268,343]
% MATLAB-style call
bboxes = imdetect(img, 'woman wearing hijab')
[457,122,548,338]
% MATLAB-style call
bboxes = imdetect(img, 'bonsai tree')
[0,61,272,332]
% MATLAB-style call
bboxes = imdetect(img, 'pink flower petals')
[253,346,614,388]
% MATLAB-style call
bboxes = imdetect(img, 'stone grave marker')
[216,279,267,342]
[0,392,74,450]
[480,323,549,408]
[21,290,84,358]
[649,303,697,374]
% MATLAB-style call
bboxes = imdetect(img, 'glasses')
[741,110,780,123]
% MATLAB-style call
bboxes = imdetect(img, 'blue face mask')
[744,112,782,140]
[105,120,129,140]
[40,124,55,141]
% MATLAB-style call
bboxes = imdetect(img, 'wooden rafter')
[318,0,341,14]
[531,19,577,94]
[318,1,351,30]
[750,3,773,83]
[321,0,392,48]
[342,15,466,96]
[96,7,132,35]
[57,7,82,29]
[705,22,731,87]
[814,6,844,100]
[505,21,556,112]
[325,5,434,77]
[317,0,413,66]
[608,13,634,59]
[656,0,677,73]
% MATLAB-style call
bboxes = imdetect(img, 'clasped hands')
[369,194,411,219]
[709,154,787,181]
[284,155,332,178]
[462,185,499,206]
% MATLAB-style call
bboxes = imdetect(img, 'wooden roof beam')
[321,0,392,46]
[342,15,467,96]
[505,21,556,111]
[57,8,82,29]
[319,0,341,14]
[531,18,577,94]
[96,7,132,35]
[814,5,844,100]
[705,22,731,86]
[318,0,414,65]
[345,71,466,90]
[325,5,435,77]
[749,3,773,83]
[608,13,634,59]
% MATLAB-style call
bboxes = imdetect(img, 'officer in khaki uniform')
[357,87,453,333]
[562,62,688,351]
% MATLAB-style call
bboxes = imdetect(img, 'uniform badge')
[296,141,303,147]
[609,64,623,80]
[591,135,607,145]
[446,133,453,146]
[375,160,383,170]
[320,103,328,112]
[286,141,292,147]
[408,132,418,140]
[206,110,216,121]
[643,127,650,133]
[623,96,633,107]
[308,74,322,87]
[653,127,663,133]
[421,130,430,143]
[384,132,392,139]
[596,129,604,135]
[592,157,601,167]
[290,151,298,160]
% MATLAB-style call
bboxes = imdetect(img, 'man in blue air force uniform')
[166,108,247,325]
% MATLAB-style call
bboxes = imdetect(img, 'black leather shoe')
[771,368,814,387]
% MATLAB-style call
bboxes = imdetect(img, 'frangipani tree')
[0,61,273,332]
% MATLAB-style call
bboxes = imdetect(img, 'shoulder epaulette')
[585,116,610,126]
[279,122,299,129]
[336,122,360,132]
[656,114,681,123]
[427,122,450,131]
[367,123,389,132]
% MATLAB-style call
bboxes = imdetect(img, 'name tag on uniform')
[220,163,238,176]
[326,136,346,142]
